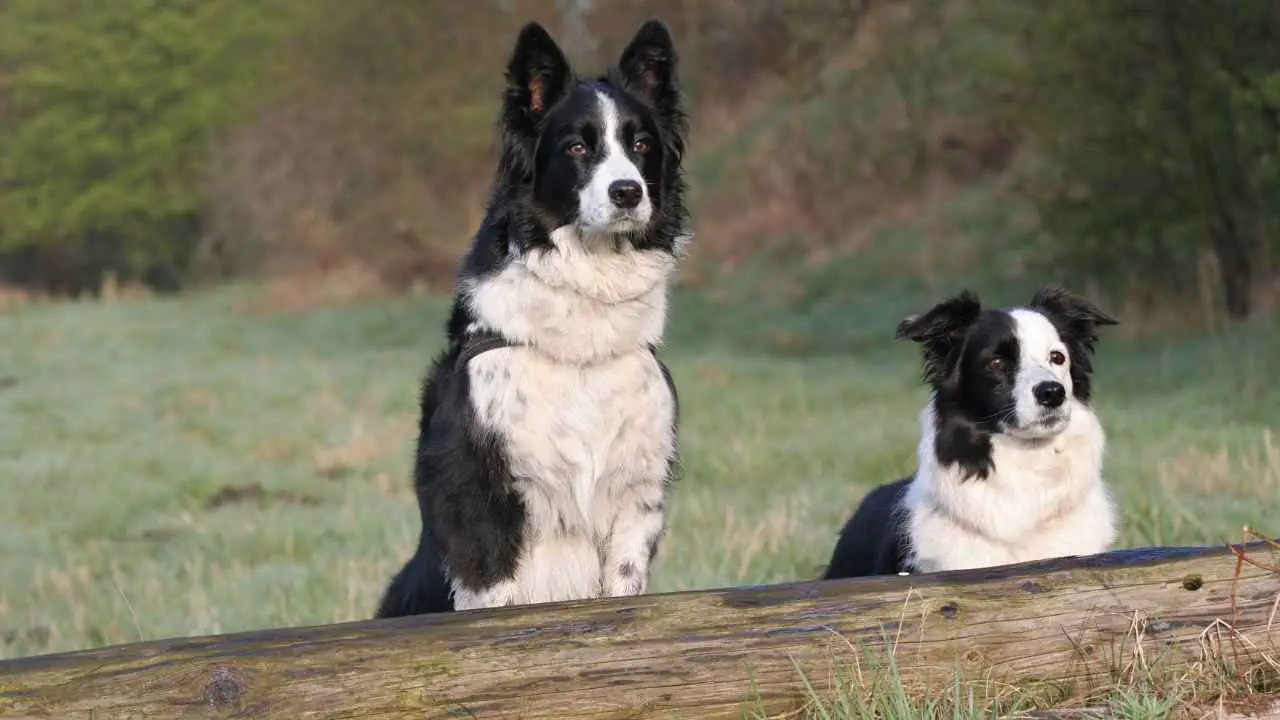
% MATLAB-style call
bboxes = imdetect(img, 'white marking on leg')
[450,578,518,610]
[601,494,666,597]
[515,535,603,604]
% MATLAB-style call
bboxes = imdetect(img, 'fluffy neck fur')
[463,227,678,365]
[904,395,1116,571]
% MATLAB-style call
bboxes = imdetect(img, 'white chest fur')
[463,346,676,606]
[904,400,1118,573]
[463,233,676,365]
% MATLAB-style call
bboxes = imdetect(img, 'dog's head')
[497,21,687,251]
[897,286,1119,442]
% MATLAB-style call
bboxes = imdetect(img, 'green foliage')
[0,0,290,290]
[1,0,1276,310]
[980,0,1280,317]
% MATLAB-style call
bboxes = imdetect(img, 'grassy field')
[1,221,1277,715]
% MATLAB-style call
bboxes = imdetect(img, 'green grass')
[0,229,1277,718]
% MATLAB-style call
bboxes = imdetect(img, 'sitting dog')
[376,19,689,616]
[823,286,1120,579]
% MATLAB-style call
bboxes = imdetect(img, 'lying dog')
[823,286,1120,579]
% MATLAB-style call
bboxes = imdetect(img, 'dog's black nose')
[608,180,644,209]
[1034,381,1066,408]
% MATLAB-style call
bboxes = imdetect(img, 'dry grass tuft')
[0,284,46,311]
[312,414,416,482]
[236,263,399,316]
[1157,433,1280,530]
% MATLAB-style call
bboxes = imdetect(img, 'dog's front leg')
[601,486,667,597]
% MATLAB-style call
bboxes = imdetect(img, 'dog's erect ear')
[618,20,679,112]
[1029,285,1118,356]
[895,290,983,386]
[505,23,571,126]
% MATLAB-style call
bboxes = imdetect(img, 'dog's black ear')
[504,23,571,129]
[895,290,982,386]
[618,21,679,113]
[1029,284,1118,356]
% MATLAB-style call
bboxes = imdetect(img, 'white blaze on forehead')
[573,90,651,232]
[1009,309,1067,365]
[1008,308,1073,433]
[597,93,633,169]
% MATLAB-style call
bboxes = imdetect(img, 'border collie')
[822,286,1120,579]
[375,20,689,616]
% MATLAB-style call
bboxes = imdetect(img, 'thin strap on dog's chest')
[455,330,515,368]
[456,334,664,368]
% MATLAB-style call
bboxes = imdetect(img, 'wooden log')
[1,543,1277,719]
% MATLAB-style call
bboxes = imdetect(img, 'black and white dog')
[823,286,1120,579]
[376,20,689,616]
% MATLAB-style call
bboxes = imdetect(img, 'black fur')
[821,478,912,579]
[376,20,687,618]
[821,285,1118,580]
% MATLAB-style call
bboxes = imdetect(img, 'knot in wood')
[962,649,983,666]
[939,602,959,619]
[1017,580,1048,594]
[1180,575,1203,591]
[202,667,243,706]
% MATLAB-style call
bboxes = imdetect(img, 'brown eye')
[988,357,1005,371]
[1049,350,1067,366]
[632,138,651,155]
[567,142,587,157]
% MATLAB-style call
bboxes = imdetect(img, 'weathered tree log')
[1,543,1277,719]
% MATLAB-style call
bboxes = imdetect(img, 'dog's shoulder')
[413,330,514,485]
[823,476,913,579]
[844,477,913,531]
[416,345,460,435]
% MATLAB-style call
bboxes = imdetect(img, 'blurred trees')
[985,0,1279,318]
[197,0,546,290]
[0,0,1275,319]
[0,0,289,293]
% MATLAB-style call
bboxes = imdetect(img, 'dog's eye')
[632,137,651,155]
[1049,350,1066,366]
[566,142,587,157]
[988,357,1005,371]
